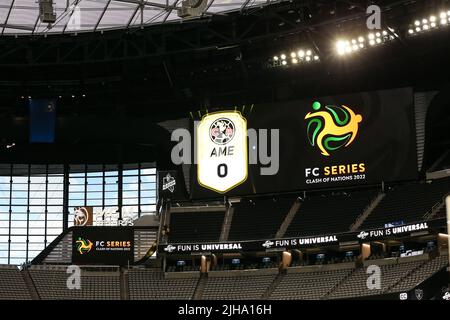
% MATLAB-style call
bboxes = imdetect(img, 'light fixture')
[408,9,450,37]
[270,47,320,67]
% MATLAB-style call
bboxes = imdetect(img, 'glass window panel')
[87,185,102,192]
[10,258,25,265]
[11,184,28,191]
[47,198,63,205]
[141,168,156,175]
[123,169,139,176]
[86,199,102,206]
[29,184,45,192]
[46,235,58,242]
[10,228,28,235]
[29,220,45,228]
[104,199,118,206]
[11,190,28,198]
[141,205,156,213]
[29,198,47,206]
[29,229,45,235]
[69,184,85,192]
[87,177,103,184]
[11,177,28,184]
[11,198,28,205]
[123,191,138,199]
[48,177,63,184]
[47,220,62,228]
[10,214,27,221]
[105,177,118,184]
[141,190,156,198]
[123,198,138,205]
[123,176,138,184]
[47,206,63,213]
[69,192,85,200]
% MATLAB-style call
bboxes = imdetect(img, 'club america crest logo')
[209,118,235,145]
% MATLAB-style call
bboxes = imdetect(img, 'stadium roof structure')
[0,0,287,35]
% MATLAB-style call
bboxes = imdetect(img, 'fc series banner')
[72,227,134,265]
[191,87,417,197]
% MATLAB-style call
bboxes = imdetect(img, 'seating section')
[388,254,449,293]
[128,269,198,300]
[228,197,294,240]
[270,269,351,300]
[0,254,448,299]
[285,190,377,237]
[29,266,121,300]
[360,178,450,229]
[329,259,425,299]
[169,211,225,243]
[202,273,276,300]
[0,265,32,300]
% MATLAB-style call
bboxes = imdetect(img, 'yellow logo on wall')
[305,102,362,156]
[197,111,248,193]
[76,238,93,255]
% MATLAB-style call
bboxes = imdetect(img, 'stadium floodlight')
[270,47,320,67]
[408,9,449,37]
[335,28,396,56]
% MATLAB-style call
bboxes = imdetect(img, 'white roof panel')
[0,0,286,35]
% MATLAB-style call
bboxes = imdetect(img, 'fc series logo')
[304,102,366,185]
[76,237,93,255]
[305,101,362,156]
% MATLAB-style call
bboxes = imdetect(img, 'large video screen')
[72,227,134,265]
[189,87,417,198]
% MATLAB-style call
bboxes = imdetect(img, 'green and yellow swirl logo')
[305,101,362,156]
[76,237,93,255]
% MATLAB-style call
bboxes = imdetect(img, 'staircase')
[349,192,385,231]
[192,273,208,300]
[423,195,448,220]
[323,268,356,300]
[261,271,285,299]
[21,269,40,300]
[219,205,234,241]
[275,200,301,238]
[120,268,129,300]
